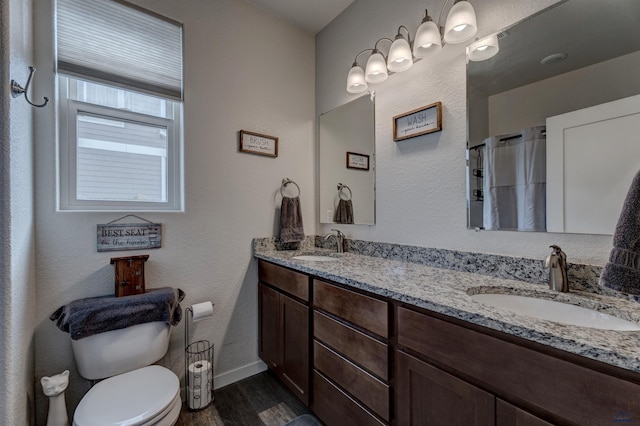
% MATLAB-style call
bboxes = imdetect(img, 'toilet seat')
[73,365,180,426]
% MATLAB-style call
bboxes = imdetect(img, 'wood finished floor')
[175,370,313,426]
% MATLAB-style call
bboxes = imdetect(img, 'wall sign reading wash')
[97,222,162,252]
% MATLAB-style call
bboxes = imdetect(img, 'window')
[56,0,183,211]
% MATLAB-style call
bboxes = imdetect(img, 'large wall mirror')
[467,0,640,234]
[320,94,375,225]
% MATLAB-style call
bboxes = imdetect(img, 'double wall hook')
[11,66,49,108]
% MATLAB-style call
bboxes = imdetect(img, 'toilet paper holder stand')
[184,302,215,411]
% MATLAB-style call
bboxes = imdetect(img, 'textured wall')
[1,0,37,424]
[316,0,615,265]
[33,0,315,423]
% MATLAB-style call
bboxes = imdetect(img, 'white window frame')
[58,76,184,212]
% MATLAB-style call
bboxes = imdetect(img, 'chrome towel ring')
[281,178,301,197]
[337,183,352,200]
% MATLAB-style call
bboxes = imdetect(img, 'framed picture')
[346,152,370,170]
[393,101,442,142]
[239,130,278,157]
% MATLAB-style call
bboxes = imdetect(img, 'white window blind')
[57,0,183,100]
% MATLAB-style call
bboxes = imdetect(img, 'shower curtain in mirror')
[483,126,546,231]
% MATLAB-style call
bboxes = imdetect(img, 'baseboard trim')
[213,360,268,390]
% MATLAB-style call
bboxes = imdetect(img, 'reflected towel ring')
[281,178,301,197]
[337,183,352,201]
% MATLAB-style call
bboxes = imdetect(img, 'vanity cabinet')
[496,400,554,426]
[312,279,390,425]
[256,257,640,425]
[396,306,640,426]
[396,350,495,425]
[258,261,310,405]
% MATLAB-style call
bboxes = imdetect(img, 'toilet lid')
[74,365,179,426]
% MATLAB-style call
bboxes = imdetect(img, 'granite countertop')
[254,248,640,374]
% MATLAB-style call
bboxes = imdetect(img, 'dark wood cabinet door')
[281,295,310,405]
[258,283,281,370]
[496,399,555,426]
[396,350,495,426]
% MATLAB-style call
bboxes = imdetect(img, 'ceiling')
[245,0,354,34]
[469,0,640,95]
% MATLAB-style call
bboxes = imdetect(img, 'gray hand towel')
[279,196,304,243]
[599,169,640,298]
[334,199,354,224]
[50,287,185,340]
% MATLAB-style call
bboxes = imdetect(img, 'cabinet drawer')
[397,306,640,425]
[313,370,386,426]
[313,279,388,337]
[314,341,389,421]
[259,260,309,301]
[314,311,388,380]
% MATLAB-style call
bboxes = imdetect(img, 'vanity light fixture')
[346,0,481,93]
[466,33,500,61]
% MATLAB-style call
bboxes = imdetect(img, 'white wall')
[1,0,38,424]
[489,51,640,136]
[316,0,615,265]
[33,0,315,422]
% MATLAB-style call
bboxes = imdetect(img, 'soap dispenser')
[545,245,569,292]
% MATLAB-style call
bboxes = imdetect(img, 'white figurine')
[41,370,69,426]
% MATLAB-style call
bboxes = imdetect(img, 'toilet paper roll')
[187,384,212,409]
[191,301,214,322]
[187,360,212,388]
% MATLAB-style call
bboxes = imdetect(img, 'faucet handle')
[331,229,345,238]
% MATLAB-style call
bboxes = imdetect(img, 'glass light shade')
[365,52,388,83]
[467,34,499,61]
[443,1,477,44]
[387,37,413,73]
[413,20,442,58]
[346,65,368,93]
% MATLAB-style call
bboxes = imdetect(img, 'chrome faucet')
[545,245,569,292]
[325,229,345,253]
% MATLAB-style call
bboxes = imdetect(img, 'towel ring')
[337,183,352,201]
[281,178,301,197]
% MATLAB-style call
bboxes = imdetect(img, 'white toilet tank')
[71,321,171,380]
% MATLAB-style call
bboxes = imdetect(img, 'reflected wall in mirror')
[320,94,375,225]
[467,0,640,234]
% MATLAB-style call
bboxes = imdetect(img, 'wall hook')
[11,66,49,108]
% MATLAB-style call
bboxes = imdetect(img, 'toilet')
[71,321,181,426]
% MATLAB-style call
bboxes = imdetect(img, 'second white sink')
[471,293,640,331]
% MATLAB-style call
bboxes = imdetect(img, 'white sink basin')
[291,255,339,262]
[471,293,640,331]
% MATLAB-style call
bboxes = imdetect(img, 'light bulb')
[365,51,388,83]
[387,36,413,73]
[466,34,500,62]
[346,64,368,93]
[413,18,442,58]
[444,1,477,44]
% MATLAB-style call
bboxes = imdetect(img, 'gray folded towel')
[600,169,640,299]
[279,196,304,243]
[334,199,354,224]
[50,287,185,340]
